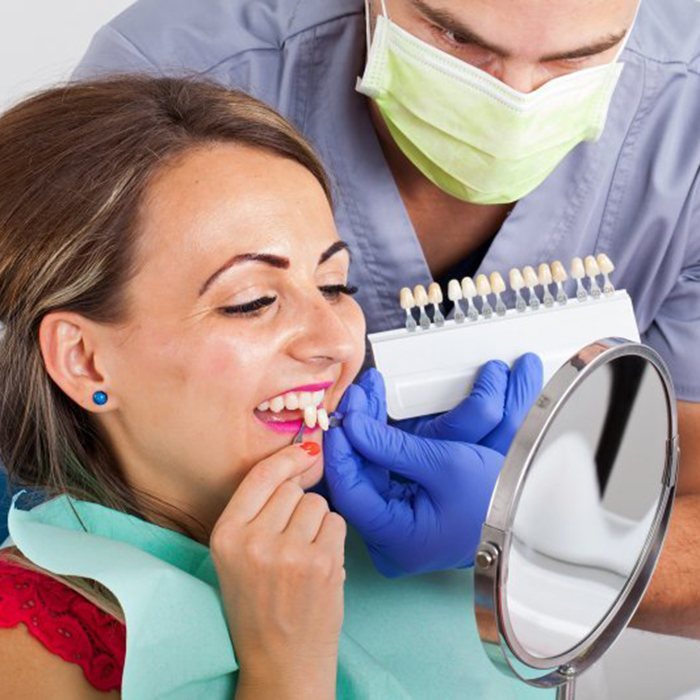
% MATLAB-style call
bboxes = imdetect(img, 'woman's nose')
[286,293,359,367]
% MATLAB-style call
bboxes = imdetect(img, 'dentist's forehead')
[395,0,638,55]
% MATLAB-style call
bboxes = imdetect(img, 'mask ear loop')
[364,0,390,50]
[613,0,640,62]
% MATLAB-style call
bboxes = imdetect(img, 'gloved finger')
[482,353,543,455]
[342,410,476,495]
[355,368,388,423]
[329,384,391,494]
[323,424,394,533]
[415,360,509,442]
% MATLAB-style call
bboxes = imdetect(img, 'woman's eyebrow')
[199,241,350,297]
[199,252,289,297]
[319,240,351,265]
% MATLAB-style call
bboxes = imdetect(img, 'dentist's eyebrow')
[410,0,627,62]
[410,0,506,55]
[540,31,627,62]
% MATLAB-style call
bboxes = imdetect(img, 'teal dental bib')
[3,494,236,699]
[1,496,409,699]
[2,495,544,698]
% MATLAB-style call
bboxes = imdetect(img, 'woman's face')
[95,144,366,528]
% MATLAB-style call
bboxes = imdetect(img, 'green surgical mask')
[357,1,628,205]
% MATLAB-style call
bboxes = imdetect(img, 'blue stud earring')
[92,391,108,406]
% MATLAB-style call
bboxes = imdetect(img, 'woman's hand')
[210,442,346,700]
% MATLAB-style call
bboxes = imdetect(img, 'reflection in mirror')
[505,355,668,660]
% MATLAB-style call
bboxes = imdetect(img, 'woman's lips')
[254,408,319,435]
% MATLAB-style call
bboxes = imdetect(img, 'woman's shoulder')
[0,554,125,697]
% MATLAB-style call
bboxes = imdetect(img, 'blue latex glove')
[323,355,543,577]
[323,378,501,576]
[394,354,543,455]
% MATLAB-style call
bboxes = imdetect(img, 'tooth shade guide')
[508,268,527,313]
[460,277,479,321]
[584,255,602,299]
[447,279,466,323]
[537,263,553,285]
[474,274,493,319]
[427,282,443,304]
[371,289,639,420]
[550,260,568,305]
[596,253,615,275]
[570,257,585,278]
[489,272,507,316]
[317,408,330,431]
[304,404,317,429]
[584,255,600,277]
[395,253,617,330]
[461,276,477,299]
[538,264,555,308]
[428,281,446,327]
[597,253,616,295]
[489,272,506,294]
[413,284,429,307]
[522,266,538,288]
[522,265,540,310]
[551,260,568,283]
[412,284,431,330]
[475,274,491,297]
[447,279,462,301]
[399,287,415,309]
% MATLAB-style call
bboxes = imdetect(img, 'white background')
[0,1,133,111]
[1,2,700,698]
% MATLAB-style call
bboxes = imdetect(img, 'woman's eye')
[219,295,277,317]
[318,284,359,301]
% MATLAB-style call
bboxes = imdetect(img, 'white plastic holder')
[368,291,640,420]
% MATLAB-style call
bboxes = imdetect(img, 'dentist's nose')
[494,60,544,93]
[287,294,359,366]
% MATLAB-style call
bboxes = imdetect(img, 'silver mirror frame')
[473,338,679,689]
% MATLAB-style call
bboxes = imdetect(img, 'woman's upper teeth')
[256,389,325,413]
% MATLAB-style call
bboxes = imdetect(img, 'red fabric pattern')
[0,559,125,692]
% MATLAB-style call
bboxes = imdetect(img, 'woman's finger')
[284,492,330,542]
[252,479,306,532]
[313,511,347,559]
[219,442,321,525]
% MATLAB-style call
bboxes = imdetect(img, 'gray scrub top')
[74,0,700,401]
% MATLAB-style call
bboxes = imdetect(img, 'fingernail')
[300,441,321,456]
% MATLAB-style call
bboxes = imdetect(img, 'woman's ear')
[39,312,116,412]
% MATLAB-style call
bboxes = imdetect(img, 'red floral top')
[0,558,125,692]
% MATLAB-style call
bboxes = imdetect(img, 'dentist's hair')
[0,76,332,542]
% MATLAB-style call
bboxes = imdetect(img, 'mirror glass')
[504,353,669,660]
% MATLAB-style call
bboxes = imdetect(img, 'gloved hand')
[395,354,543,455]
[323,373,504,577]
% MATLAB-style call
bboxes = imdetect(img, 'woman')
[0,77,542,699]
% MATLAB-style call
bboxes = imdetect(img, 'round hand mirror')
[474,339,678,699]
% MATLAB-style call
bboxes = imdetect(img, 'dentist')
[75,0,700,637]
